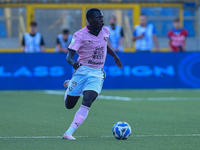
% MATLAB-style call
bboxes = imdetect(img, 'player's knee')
[65,100,76,109]
[66,104,75,109]
[82,91,98,107]
[82,99,93,107]
[65,95,79,109]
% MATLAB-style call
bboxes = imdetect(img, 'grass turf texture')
[0,90,200,150]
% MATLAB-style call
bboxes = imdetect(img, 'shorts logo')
[71,81,77,87]
[69,87,73,91]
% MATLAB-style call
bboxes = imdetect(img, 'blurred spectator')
[55,29,72,53]
[22,21,45,53]
[107,15,124,52]
[133,14,159,52]
[167,18,188,52]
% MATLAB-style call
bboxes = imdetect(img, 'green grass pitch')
[0,89,200,150]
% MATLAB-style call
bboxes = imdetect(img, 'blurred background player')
[63,8,122,140]
[21,21,45,53]
[133,14,160,52]
[107,15,124,52]
[167,18,188,52]
[55,29,72,53]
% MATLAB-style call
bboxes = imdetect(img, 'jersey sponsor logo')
[88,60,104,65]
[93,47,104,59]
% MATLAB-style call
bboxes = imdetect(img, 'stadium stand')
[0,0,199,51]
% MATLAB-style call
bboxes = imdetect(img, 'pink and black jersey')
[68,26,110,69]
[167,28,188,52]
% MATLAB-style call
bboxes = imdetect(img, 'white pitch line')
[44,90,200,101]
[0,134,200,139]
[44,90,64,95]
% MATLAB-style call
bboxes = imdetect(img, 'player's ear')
[88,18,93,23]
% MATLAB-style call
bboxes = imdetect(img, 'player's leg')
[63,90,98,139]
[82,90,98,107]
[63,67,104,140]
[64,94,80,109]
[69,90,98,129]
[63,73,87,140]
[63,75,84,109]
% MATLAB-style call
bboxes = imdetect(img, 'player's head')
[173,17,180,29]
[140,14,147,26]
[86,8,104,30]
[30,21,37,34]
[62,29,70,40]
[109,15,117,26]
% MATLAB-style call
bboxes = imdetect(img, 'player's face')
[30,26,37,34]
[62,34,69,40]
[109,17,116,25]
[92,11,104,30]
[173,22,180,29]
[140,16,147,25]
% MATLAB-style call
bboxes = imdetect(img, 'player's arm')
[118,28,124,51]
[107,45,123,69]
[182,39,186,51]
[182,30,188,51]
[21,35,25,52]
[40,36,45,52]
[152,26,160,52]
[153,34,160,52]
[133,29,145,41]
[168,39,173,52]
[167,31,173,52]
[56,37,63,52]
[67,49,81,70]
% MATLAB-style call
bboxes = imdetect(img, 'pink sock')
[70,105,90,130]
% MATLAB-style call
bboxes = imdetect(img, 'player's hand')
[139,33,145,38]
[73,62,82,70]
[113,56,123,69]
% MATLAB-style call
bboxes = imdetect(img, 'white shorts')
[67,65,105,96]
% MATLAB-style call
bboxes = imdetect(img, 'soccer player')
[133,14,160,52]
[63,8,123,140]
[167,18,188,52]
[55,29,72,53]
[22,21,45,53]
[107,15,124,52]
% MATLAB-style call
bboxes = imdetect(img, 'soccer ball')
[112,121,131,140]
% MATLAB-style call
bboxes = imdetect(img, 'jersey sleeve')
[133,29,137,36]
[21,35,25,46]
[68,33,82,51]
[56,37,60,44]
[40,36,45,46]
[183,29,189,37]
[121,28,124,37]
[167,30,172,38]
